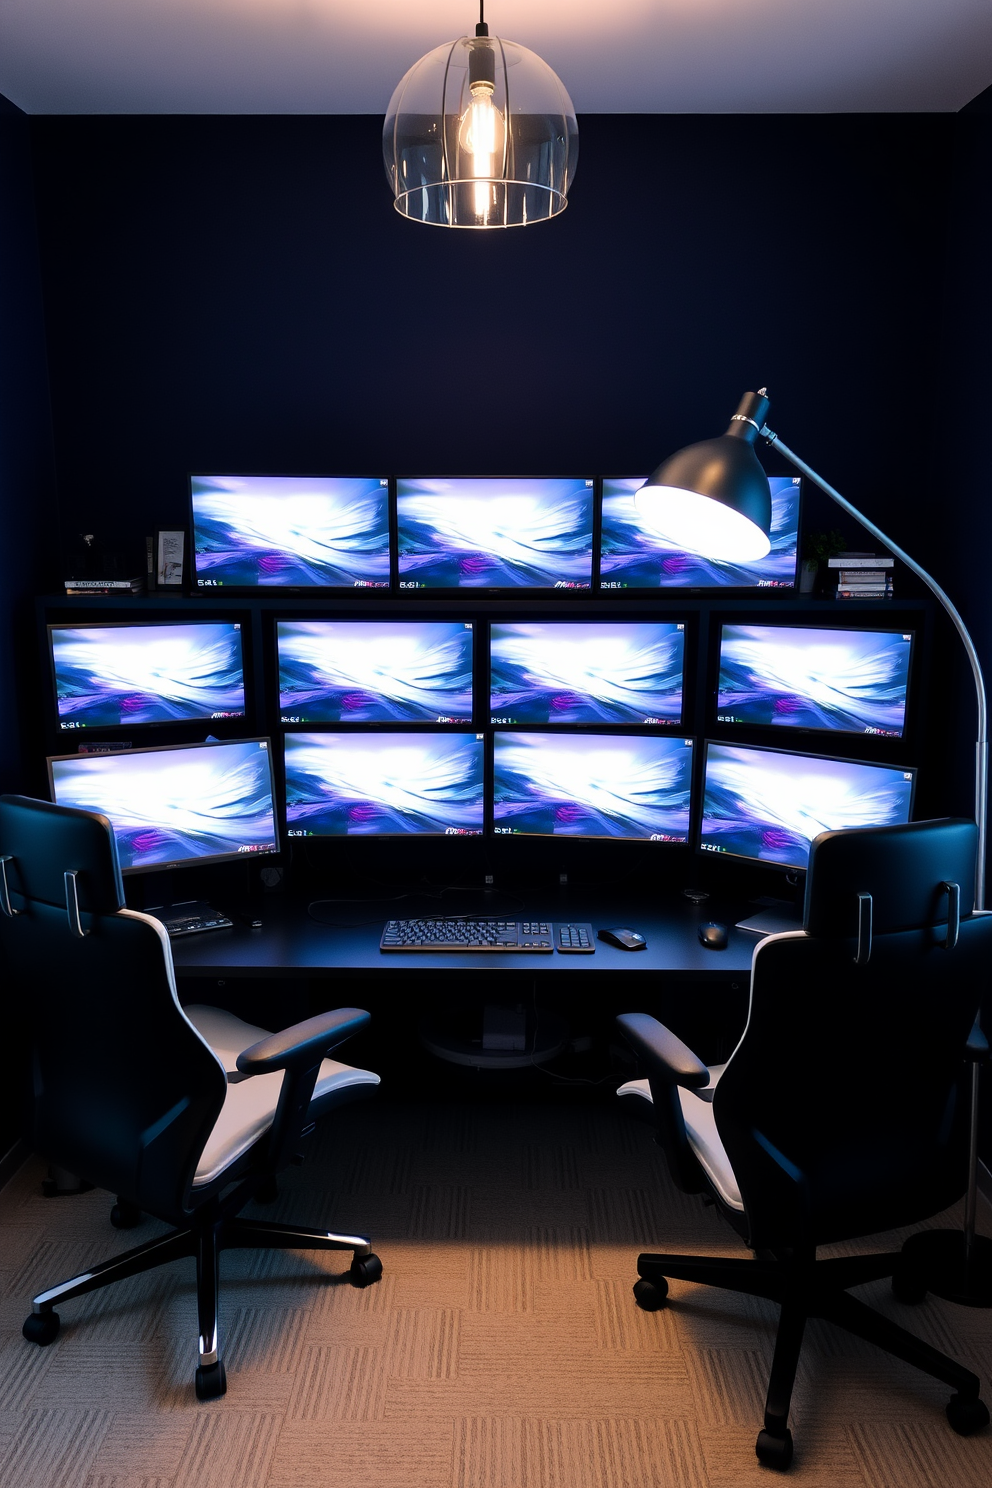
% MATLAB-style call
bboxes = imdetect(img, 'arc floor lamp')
[637,389,991,1305]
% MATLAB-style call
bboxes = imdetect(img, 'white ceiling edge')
[0,0,990,115]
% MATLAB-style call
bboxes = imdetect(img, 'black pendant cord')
[477,0,488,37]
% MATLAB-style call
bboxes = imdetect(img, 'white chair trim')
[618,1066,743,1211]
[184,1004,380,1187]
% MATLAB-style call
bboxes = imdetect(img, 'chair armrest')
[237,1008,371,1076]
[616,1012,710,1089]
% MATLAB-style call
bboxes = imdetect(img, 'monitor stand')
[736,906,804,936]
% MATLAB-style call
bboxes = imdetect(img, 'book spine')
[836,589,893,599]
[64,579,142,589]
[64,585,145,596]
[827,556,894,568]
[836,578,894,586]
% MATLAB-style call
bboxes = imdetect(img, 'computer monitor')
[698,740,916,872]
[490,621,685,725]
[48,738,279,873]
[716,623,913,738]
[277,620,474,724]
[492,732,694,840]
[600,474,800,589]
[396,477,594,589]
[48,620,246,731]
[190,474,390,589]
[284,732,485,836]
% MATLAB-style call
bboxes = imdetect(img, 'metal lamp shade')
[635,393,774,562]
[383,35,578,228]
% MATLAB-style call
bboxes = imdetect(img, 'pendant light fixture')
[383,4,578,228]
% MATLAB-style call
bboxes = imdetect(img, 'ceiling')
[1,0,990,116]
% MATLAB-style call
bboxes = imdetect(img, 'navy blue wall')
[10,103,992,1162]
[28,113,953,574]
[0,95,55,793]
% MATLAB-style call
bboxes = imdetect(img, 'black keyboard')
[150,901,233,937]
[379,919,595,953]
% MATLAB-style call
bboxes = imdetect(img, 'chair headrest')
[0,794,125,913]
[803,817,978,941]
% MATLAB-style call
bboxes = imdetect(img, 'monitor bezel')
[487,617,688,729]
[491,728,696,843]
[274,617,477,727]
[188,472,393,594]
[395,474,597,595]
[282,728,488,839]
[47,618,249,735]
[47,735,281,875]
[599,473,802,593]
[713,621,916,740]
[695,737,918,874]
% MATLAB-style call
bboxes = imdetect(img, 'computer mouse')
[598,927,647,951]
[698,922,729,950]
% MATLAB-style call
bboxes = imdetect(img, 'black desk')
[171,892,759,1075]
[170,893,757,979]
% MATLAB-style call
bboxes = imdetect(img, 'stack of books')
[63,576,145,597]
[826,552,893,599]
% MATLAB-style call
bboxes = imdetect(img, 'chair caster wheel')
[195,1361,227,1400]
[755,1427,794,1470]
[946,1393,990,1436]
[633,1277,668,1311]
[110,1200,142,1229]
[23,1311,60,1346]
[350,1253,383,1287]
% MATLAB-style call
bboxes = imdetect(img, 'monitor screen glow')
[601,474,800,589]
[284,732,485,836]
[396,477,594,589]
[48,739,279,872]
[190,475,390,589]
[49,621,246,730]
[490,622,684,725]
[717,624,912,737]
[277,620,474,724]
[493,732,694,840]
[699,741,915,872]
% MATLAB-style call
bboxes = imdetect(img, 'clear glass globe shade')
[634,484,772,562]
[383,35,578,228]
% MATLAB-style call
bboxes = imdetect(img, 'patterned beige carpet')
[0,1098,990,1487]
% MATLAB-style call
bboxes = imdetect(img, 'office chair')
[616,817,991,1469]
[0,793,383,1399]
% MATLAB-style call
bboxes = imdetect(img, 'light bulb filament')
[458,71,505,219]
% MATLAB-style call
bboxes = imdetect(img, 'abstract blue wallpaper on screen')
[277,621,474,723]
[191,476,390,588]
[50,741,278,870]
[284,733,485,835]
[717,625,911,736]
[51,623,246,728]
[600,475,800,588]
[396,478,594,588]
[700,742,915,871]
[490,623,684,724]
[493,733,693,840]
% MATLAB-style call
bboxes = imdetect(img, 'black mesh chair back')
[1,794,227,1223]
[715,818,987,1250]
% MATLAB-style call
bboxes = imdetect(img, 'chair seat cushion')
[618,1067,743,1211]
[184,1005,380,1187]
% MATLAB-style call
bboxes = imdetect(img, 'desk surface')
[170,892,759,978]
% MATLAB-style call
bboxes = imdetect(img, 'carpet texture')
[0,1097,990,1487]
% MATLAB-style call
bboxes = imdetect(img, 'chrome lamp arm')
[761,423,988,911]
